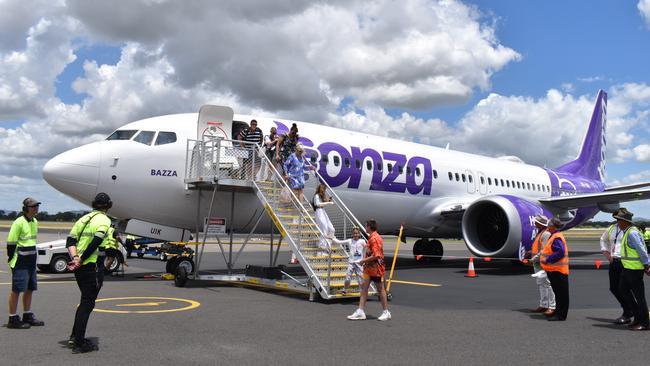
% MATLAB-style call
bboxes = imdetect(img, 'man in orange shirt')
[347,219,391,321]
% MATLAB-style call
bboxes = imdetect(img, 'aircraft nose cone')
[43,143,100,205]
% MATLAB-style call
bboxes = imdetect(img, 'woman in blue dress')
[283,144,313,205]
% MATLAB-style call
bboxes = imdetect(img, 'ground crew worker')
[524,214,556,316]
[5,197,45,329]
[638,224,650,252]
[600,208,635,324]
[125,234,136,258]
[66,192,112,353]
[540,217,570,321]
[614,209,650,331]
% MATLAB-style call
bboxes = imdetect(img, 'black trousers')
[72,264,102,344]
[609,259,634,317]
[619,268,649,327]
[547,271,569,320]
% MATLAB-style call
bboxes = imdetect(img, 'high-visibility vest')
[6,216,38,269]
[101,227,119,252]
[540,232,569,275]
[643,230,650,243]
[531,229,548,255]
[621,227,645,270]
[69,211,111,265]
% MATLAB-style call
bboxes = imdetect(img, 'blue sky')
[1,0,650,221]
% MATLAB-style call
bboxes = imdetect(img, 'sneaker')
[7,315,30,329]
[347,309,366,320]
[22,313,44,326]
[378,310,392,321]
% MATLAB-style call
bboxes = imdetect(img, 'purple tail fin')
[555,90,607,182]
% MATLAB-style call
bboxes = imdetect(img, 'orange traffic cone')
[595,259,602,269]
[465,256,478,277]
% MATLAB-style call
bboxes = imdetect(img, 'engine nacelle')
[461,195,551,258]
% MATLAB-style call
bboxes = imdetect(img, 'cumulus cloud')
[640,0,650,27]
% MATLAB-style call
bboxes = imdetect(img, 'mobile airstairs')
[180,109,374,301]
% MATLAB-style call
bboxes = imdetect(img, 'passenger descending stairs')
[252,166,370,300]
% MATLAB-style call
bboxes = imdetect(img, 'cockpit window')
[133,131,155,145]
[106,130,137,140]
[155,131,177,146]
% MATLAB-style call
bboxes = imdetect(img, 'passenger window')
[416,167,421,177]
[399,166,404,174]
[500,179,504,186]
[355,159,361,169]
[481,176,485,185]
[527,183,531,190]
[487,177,491,185]
[322,155,329,164]
[537,184,541,191]
[469,175,473,183]
[107,129,137,140]
[133,131,155,145]
[448,172,453,181]
[344,157,350,168]
[516,182,520,189]
[310,155,317,164]
[433,170,438,179]
[506,181,510,188]
[377,163,383,172]
[155,131,177,145]
[455,173,460,181]
[461,174,466,182]
[366,160,372,170]
[333,156,340,167]
[387,163,393,172]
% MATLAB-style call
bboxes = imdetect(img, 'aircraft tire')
[177,258,195,275]
[165,257,179,274]
[174,266,188,287]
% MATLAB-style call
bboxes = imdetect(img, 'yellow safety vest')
[101,227,119,251]
[621,227,645,270]
[69,211,111,265]
[6,216,38,269]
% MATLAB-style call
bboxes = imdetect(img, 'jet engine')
[461,195,548,258]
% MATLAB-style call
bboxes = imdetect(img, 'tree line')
[0,210,89,222]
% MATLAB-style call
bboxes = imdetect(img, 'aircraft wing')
[604,182,650,192]
[539,187,650,210]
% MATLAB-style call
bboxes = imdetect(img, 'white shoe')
[378,310,392,321]
[347,309,366,320]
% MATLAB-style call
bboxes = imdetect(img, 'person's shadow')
[587,316,629,330]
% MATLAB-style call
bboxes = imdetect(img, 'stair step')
[312,263,348,270]
[306,255,348,261]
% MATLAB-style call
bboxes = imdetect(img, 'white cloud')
[639,0,650,27]
[633,144,650,162]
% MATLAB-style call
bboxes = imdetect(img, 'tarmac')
[1,231,649,365]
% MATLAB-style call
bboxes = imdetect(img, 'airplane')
[42,90,650,261]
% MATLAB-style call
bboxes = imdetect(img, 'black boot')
[72,339,98,354]
[7,315,30,329]
[22,313,44,326]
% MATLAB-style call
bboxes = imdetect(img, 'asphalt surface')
[1,231,649,365]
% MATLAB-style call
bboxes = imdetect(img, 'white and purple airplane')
[43,90,650,260]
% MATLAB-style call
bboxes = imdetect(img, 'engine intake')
[462,195,547,258]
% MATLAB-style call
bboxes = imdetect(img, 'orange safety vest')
[531,229,547,255]
[540,231,569,275]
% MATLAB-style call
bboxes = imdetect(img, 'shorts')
[11,266,38,293]
[362,272,383,283]
[346,262,363,282]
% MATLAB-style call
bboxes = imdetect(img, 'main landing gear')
[412,238,443,263]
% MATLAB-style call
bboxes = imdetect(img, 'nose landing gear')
[413,239,443,263]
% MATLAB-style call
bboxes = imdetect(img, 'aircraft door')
[197,105,233,141]
[477,171,488,195]
[465,169,476,194]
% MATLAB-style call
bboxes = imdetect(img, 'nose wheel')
[413,239,443,263]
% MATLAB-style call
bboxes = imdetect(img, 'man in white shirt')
[600,208,635,324]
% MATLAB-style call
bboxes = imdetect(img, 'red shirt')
[364,231,385,277]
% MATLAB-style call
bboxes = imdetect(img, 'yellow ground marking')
[115,302,168,307]
[388,280,441,288]
[93,297,200,314]
[37,274,50,278]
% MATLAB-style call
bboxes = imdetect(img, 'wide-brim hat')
[533,214,549,227]
[613,208,634,224]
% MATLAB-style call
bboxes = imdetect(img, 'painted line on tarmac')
[388,280,441,288]
[93,296,200,314]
